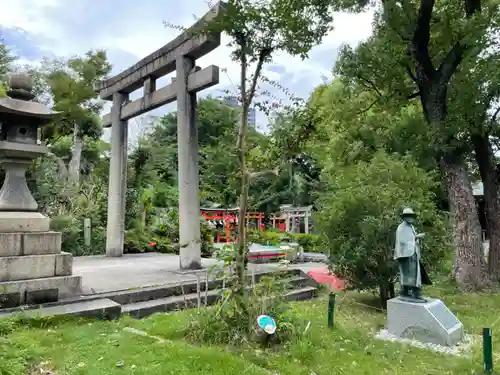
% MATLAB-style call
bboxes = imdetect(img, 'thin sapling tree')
[199,0,337,301]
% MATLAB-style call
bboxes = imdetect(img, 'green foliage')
[124,228,172,254]
[0,336,31,375]
[43,50,111,141]
[0,40,16,99]
[123,209,214,256]
[317,151,451,292]
[0,40,15,82]
[50,215,105,256]
[201,219,215,257]
[294,233,324,253]
[205,0,336,62]
[129,98,242,207]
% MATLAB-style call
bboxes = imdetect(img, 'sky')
[0,0,374,143]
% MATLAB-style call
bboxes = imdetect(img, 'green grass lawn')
[1,282,499,375]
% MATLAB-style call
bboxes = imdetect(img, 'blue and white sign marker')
[257,314,277,335]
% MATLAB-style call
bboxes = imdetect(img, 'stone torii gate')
[95,3,224,269]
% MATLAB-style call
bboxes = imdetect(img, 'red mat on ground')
[307,267,346,291]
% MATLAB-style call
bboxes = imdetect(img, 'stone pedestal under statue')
[0,73,81,308]
[387,297,464,347]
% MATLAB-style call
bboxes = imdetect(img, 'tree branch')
[491,107,500,124]
[236,35,248,150]
[356,98,379,114]
[409,0,436,76]
[404,63,417,82]
[437,0,482,84]
[247,47,271,106]
[357,75,382,97]
[437,41,466,85]
[408,91,421,99]
[249,190,289,209]
[247,166,279,180]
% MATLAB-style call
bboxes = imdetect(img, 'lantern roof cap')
[0,73,59,120]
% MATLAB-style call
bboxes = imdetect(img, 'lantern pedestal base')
[0,156,42,211]
[0,211,50,232]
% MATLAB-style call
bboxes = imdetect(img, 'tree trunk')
[68,123,83,185]
[441,155,487,290]
[141,207,147,229]
[472,133,500,279]
[46,152,68,180]
[420,87,487,290]
[379,282,395,310]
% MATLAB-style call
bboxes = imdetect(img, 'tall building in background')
[223,96,256,126]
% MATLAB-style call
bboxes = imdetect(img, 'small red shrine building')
[200,207,265,243]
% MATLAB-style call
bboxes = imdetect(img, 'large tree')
[44,50,112,184]
[335,0,497,288]
[446,41,500,279]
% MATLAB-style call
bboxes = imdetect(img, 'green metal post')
[327,292,335,328]
[483,327,493,373]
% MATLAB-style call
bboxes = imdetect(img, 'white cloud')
[1,0,374,139]
[1,0,372,86]
[0,0,64,42]
[0,0,54,26]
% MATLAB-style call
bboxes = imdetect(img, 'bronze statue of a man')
[394,207,432,302]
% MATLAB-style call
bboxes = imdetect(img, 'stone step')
[0,298,121,320]
[285,285,318,301]
[121,290,220,318]
[84,269,308,306]
[0,275,82,306]
[289,275,317,288]
[114,276,314,312]
[0,270,318,320]
[110,274,311,306]
[122,286,318,319]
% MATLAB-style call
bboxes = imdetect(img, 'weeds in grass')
[186,271,306,346]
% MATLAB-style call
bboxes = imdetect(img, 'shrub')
[201,219,215,257]
[50,215,105,256]
[293,233,324,253]
[186,271,304,346]
[246,230,326,253]
[125,208,214,256]
[247,229,281,245]
[124,228,173,253]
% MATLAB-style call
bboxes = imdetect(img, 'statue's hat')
[401,207,416,217]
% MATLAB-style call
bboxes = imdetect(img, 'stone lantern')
[0,73,54,214]
[0,73,81,309]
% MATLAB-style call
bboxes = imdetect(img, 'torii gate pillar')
[176,56,201,269]
[106,92,129,257]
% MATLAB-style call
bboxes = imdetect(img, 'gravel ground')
[374,329,477,357]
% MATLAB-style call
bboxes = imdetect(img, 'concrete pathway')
[72,253,325,295]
